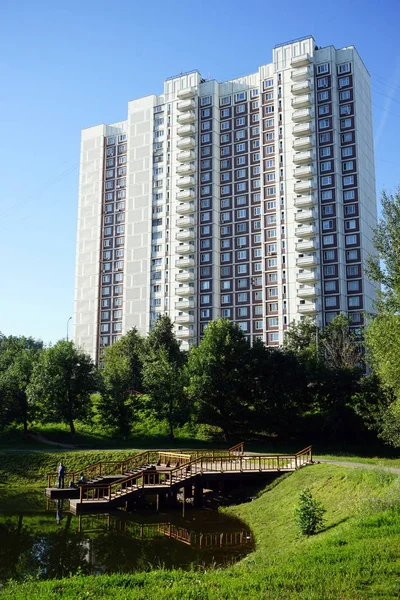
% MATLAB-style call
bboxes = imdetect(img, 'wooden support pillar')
[194,480,203,508]
[156,494,160,512]
[182,486,185,518]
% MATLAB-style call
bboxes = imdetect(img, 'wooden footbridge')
[45,443,313,515]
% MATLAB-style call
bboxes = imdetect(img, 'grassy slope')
[2,463,400,599]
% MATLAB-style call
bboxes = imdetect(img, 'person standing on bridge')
[58,462,66,489]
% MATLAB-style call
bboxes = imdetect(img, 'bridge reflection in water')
[77,513,253,550]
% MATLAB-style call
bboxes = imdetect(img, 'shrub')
[294,487,326,535]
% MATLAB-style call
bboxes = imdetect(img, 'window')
[341,118,352,129]
[340,104,352,116]
[269,332,279,342]
[318,91,329,101]
[338,63,351,74]
[318,104,330,116]
[344,205,356,216]
[342,146,354,158]
[322,205,334,216]
[347,265,359,276]
[348,280,360,292]
[201,309,211,318]
[237,250,248,260]
[202,133,211,143]
[320,147,331,158]
[200,280,211,291]
[322,219,334,230]
[269,288,278,297]
[324,250,335,260]
[317,63,329,74]
[201,95,212,106]
[268,258,277,267]
[347,249,358,260]
[325,297,337,307]
[201,121,211,131]
[317,77,329,88]
[340,90,351,101]
[221,121,230,131]
[348,296,361,307]
[201,295,210,304]
[345,219,357,230]
[319,132,331,144]
[319,118,330,129]
[222,280,231,290]
[221,252,231,262]
[321,176,332,186]
[338,76,350,87]
[325,281,336,292]
[344,233,358,246]
[320,161,332,172]
[343,175,355,186]
[323,235,334,245]
[201,108,211,118]
[343,160,354,172]
[202,146,212,157]
[344,190,356,201]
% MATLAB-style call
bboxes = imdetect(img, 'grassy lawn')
[1,461,400,599]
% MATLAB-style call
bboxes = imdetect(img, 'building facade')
[74,36,378,362]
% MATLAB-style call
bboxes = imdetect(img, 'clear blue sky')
[1,0,399,345]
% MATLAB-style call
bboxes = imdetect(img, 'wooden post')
[240,456,243,472]
[258,456,261,472]
[182,486,185,518]
[80,485,83,504]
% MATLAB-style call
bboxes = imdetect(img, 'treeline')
[1,189,400,447]
[0,313,394,446]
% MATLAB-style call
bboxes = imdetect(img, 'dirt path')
[316,458,400,475]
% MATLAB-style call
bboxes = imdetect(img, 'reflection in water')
[0,495,254,581]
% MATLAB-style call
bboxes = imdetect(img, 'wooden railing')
[47,450,159,488]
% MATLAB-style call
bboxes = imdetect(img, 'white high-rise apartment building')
[74,36,378,362]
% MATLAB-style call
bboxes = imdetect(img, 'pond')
[0,492,254,581]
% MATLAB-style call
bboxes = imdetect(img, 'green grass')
[2,463,400,599]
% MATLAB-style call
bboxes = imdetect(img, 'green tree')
[0,335,43,434]
[321,314,362,370]
[186,318,252,440]
[27,340,98,435]
[366,188,400,311]
[294,488,326,536]
[143,315,183,366]
[141,348,188,440]
[98,329,143,438]
[283,317,318,360]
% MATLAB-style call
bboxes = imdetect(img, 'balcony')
[292,108,312,123]
[176,327,194,339]
[294,209,315,223]
[176,189,195,202]
[291,66,312,81]
[177,87,195,100]
[177,175,195,189]
[175,257,195,269]
[176,202,195,216]
[177,215,195,228]
[175,314,195,324]
[175,299,195,311]
[176,230,195,242]
[177,111,196,125]
[294,180,314,194]
[296,239,317,252]
[296,271,318,284]
[294,165,315,179]
[177,137,195,150]
[293,136,313,151]
[177,98,195,111]
[296,255,318,268]
[291,53,312,68]
[298,303,319,314]
[177,243,195,255]
[295,224,316,238]
[293,122,313,136]
[177,124,196,137]
[293,150,313,165]
[291,80,312,95]
[291,94,312,108]
[176,271,195,283]
[294,195,314,208]
[176,163,195,176]
[177,150,195,163]
[297,286,318,299]
[175,285,194,296]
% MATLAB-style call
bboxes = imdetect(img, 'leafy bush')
[294,487,326,535]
